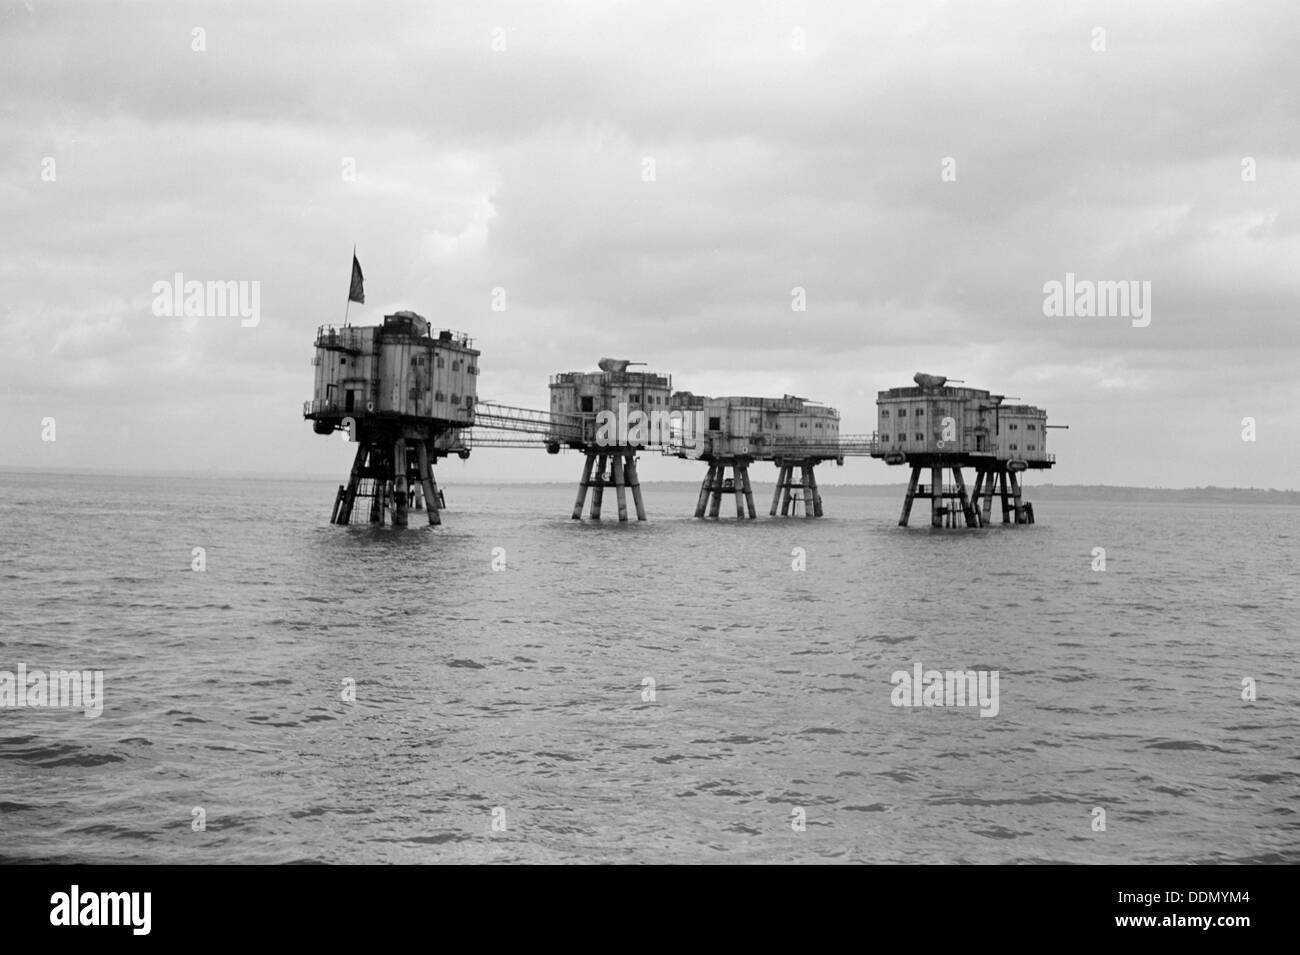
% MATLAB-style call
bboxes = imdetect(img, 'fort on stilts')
[304,311,1060,529]
[667,393,861,519]
[304,311,477,526]
[548,359,669,522]
[871,373,1058,527]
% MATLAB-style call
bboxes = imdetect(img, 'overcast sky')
[2,0,1297,487]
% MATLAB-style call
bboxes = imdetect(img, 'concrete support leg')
[780,466,794,517]
[730,465,745,518]
[426,445,443,526]
[337,443,368,525]
[368,449,386,525]
[392,440,409,527]
[696,464,716,518]
[953,467,977,528]
[740,464,757,519]
[930,466,943,528]
[770,465,785,516]
[900,465,921,527]
[370,476,385,525]
[626,454,647,521]
[591,454,607,520]
[1010,470,1025,524]
[613,453,629,522]
[707,464,724,518]
[807,464,823,517]
[572,452,596,520]
[418,442,440,526]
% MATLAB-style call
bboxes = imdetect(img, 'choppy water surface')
[1,471,1296,863]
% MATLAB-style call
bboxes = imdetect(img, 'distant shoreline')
[2,467,1297,503]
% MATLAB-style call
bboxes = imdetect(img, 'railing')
[314,325,366,352]
[549,371,672,388]
[472,401,586,442]
[463,431,550,449]
[429,328,475,347]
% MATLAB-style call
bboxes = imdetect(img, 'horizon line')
[0,465,1295,494]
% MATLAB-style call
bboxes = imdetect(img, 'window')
[916,408,924,416]
[882,409,890,418]
[1009,443,1018,450]
[1009,423,1018,430]
[1028,443,1036,451]
[630,394,640,403]
[581,396,594,412]
[435,391,446,401]
[1027,424,1037,431]
[898,409,907,417]
[450,393,459,404]
[800,422,808,428]
[465,395,474,408]
[436,357,445,368]
[915,433,924,441]
[709,416,721,430]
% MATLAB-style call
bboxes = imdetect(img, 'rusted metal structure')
[871,373,1056,527]
[668,393,847,518]
[303,316,1066,531]
[547,361,674,522]
[304,311,478,526]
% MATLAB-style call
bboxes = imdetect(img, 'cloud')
[1,0,1297,486]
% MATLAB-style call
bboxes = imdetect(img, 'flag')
[348,253,365,304]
